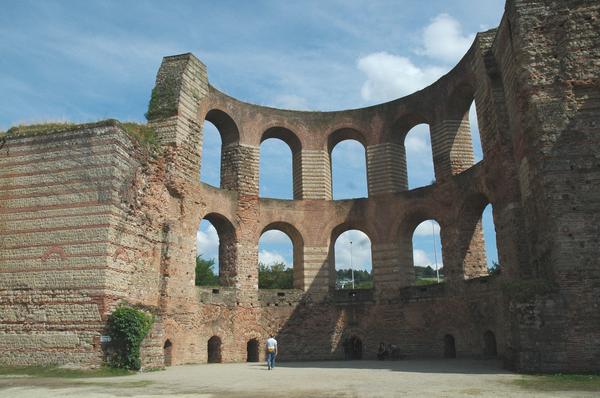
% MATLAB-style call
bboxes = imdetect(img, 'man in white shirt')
[266,335,277,370]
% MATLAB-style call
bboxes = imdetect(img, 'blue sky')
[1,0,504,279]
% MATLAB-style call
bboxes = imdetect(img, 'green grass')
[514,374,600,392]
[0,365,133,378]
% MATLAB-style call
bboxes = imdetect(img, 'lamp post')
[350,240,355,289]
[431,220,439,283]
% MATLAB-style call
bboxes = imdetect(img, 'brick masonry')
[0,0,598,373]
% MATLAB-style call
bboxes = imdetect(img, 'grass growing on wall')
[3,120,159,152]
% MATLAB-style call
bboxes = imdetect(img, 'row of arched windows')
[200,103,482,199]
[162,330,497,366]
[196,202,498,289]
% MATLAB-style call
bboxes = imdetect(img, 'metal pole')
[350,240,355,289]
[432,220,439,283]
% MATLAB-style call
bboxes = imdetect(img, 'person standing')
[266,334,277,370]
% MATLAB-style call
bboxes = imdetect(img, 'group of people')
[377,342,401,360]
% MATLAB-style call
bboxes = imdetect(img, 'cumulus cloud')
[259,250,290,267]
[357,14,476,103]
[417,14,475,63]
[357,52,445,102]
[196,222,219,262]
[414,220,441,237]
[334,230,372,271]
[412,249,431,267]
[260,230,291,245]
[404,125,430,154]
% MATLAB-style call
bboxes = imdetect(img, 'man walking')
[266,334,277,370]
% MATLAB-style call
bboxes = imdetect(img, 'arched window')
[333,229,372,289]
[207,336,222,363]
[259,138,293,199]
[469,102,483,162]
[404,124,435,189]
[201,109,240,189]
[481,204,499,274]
[258,223,303,290]
[412,220,443,285]
[329,129,368,199]
[196,214,236,287]
[200,120,221,186]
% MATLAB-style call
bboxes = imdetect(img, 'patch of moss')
[514,374,600,392]
[0,365,133,378]
[120,122,159,151]
[145,86,179,120]
[5,122,78,137]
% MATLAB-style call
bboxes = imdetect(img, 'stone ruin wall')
[0,0,598,373]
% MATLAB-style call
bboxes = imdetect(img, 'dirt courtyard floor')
[0,359,596,398]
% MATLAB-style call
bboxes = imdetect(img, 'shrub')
[106,305,154,370]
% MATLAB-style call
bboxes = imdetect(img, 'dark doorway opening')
[483,330,497,357]
[163,339,172,367]
[208,336,222,363]
[444,334,456,358]
[344,336,363,360]
[247,338,259,362]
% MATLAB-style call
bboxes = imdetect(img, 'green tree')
[106,305,154,370]
[335,268,373,289]
[258,262,293,289]
[195,254,219,286]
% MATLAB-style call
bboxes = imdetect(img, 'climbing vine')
[106,305,154,370]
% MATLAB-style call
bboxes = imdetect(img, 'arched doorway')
[344,336,363,360]
[444,334,456,358]
[483,330,497,357]
[247,338,259,362]
[163,339,173,367]
[207,336,222,363]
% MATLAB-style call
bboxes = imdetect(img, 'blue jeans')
[267,352,276,369]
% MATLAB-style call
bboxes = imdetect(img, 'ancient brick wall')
[0,0,597,373]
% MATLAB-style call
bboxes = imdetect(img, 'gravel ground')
[0,359,595,398]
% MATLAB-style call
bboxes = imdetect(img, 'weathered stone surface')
[0,0,598,373]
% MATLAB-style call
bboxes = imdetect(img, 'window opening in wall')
[196,219,220,286]
[259,138,293,199]
[444,334,456,358]
[258,230,293,289]
[483,330,497,357]
[334,230,372,290]
[469,102,483,162]
[481,204,499,274]
[331,140,367,199]
[163,339,173,367]
[200,120,221,186]
[247,338,259,362]
[412,220,443,285]
[207,336,222,363]
[405,124,435,189]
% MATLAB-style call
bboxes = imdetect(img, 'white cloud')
[334,230,372,271]
[417,14,475,63]
[260,230,291,245]
[357,52,445,102]
[259,249,289,267]
[414,220,440,237]
[413,249,431,267]
[404,126,430,154]
[196,223,219,262]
